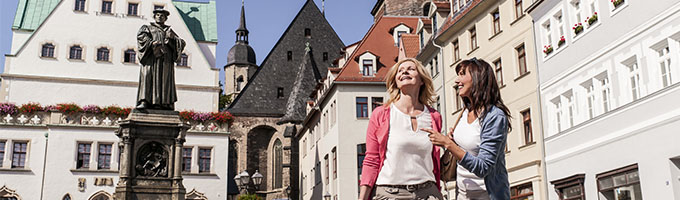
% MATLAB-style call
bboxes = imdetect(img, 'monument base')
[114,109,189,200]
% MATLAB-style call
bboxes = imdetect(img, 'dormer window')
[391,24,411,45]
[358,51,377,77]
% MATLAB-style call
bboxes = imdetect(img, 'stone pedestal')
[114,109,189,200]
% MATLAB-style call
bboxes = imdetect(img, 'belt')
[378,181,434,192]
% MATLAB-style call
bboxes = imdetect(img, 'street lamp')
[324,191,331,200]
[234,170,264,194]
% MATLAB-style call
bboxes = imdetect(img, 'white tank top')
[454,109,486,191]
[376,105,435,185]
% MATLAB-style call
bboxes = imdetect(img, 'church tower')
[225,1,257,97]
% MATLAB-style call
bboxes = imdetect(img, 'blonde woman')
[358,58,444,200]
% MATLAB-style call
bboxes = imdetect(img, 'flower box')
[543,45,554,55]
[558,36,566,47]
[612,0,624,8]
[587,12,598,26]
[573,23,584,35]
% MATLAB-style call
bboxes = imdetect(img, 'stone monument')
[114,8,189,200]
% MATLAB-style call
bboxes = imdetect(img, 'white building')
[528,0,680,199]
[296,13,423,200]
[0,0,229,199]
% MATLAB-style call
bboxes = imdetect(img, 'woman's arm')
[457,109,508,178]
[358,107,383,200]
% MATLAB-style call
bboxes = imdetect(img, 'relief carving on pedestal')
[135,142,168,177]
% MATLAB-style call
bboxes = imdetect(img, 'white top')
[454,109,486,191]
[376,104,435,185]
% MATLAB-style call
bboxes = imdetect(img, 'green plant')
[587,12,598,25]
[19,102,42,115]
[573,23,584,34]
[237,194,262,200]
[57,103,83,116]
[612,0,624,7]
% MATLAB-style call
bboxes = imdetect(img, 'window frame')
[510,182,534,200]
[41,43,55,58]
[453,39,460,62]
[0,141,5,167]
[469,27,478,51]
[198,147,212,173]
[356,97,369,118]
[516,44,528,76]
[492,10,501,36]
[69,45,83,60]
[182,147,192,172]
[178,53,189,67]
[123,49,136,63]
[514,0,524,20]
[127,2,138,16]
[11,141,28,168]
[96,47,110,62]
[101,0,113,14]
[76,142,92,169]
[596,164,640,195]
[74,0,87,12]
[97,143,112,170]
[494,58,503,86]
[520,109,533,145]
[332,147,337,179]
[551,174,586,200]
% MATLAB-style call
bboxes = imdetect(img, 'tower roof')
[226,1,256,66]
[236,1,248,34]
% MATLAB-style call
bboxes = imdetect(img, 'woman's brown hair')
[455,57,512,131]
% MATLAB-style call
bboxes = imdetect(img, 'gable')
[227,0,345,116]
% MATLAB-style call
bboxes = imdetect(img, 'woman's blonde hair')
[383,58,435,107]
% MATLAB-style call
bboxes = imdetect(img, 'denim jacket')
[457,105,510,200]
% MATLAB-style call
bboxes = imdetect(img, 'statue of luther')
[135,9,185,110]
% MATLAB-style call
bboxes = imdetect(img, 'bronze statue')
[136,9,185,110]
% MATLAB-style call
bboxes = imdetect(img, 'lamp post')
[323,191,331,200]
[234,170,264,195]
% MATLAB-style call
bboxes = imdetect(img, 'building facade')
[296,13,422,200]
[226,1,345,199]
[433,0,546,199]
[528,0,680,199]
[0,0,228,199]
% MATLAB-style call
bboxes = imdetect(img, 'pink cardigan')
[359,105,442,190]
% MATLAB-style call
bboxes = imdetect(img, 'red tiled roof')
[436,0,482,39]
[401,34,420,58]
[433,1,450,10]
[335,16,421,82]
[422,18,432,26]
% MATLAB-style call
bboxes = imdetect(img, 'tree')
[219,81,232,110]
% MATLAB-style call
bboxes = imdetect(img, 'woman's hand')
[422,128,455,150]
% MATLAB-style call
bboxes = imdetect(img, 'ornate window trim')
[0,185,21,200]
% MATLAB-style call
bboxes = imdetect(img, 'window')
[454,85,462,111]
[582,81,595,119]
[658,46,672,87]
[551,174,585,200]
[432,14,438,36]
[571,0,583,27]
[625,60,641,101]
[75,0,86,11]
[469,27,477,50]
[63,194,72,200]
[492,10,501,35]
[182,148,192,172]
[554,11,565,46]
[324,154,329,184]
[69,45,82,60]
[273,139,283,188]
[434,55,440,76]
[331,101,337,125]
[97,144,112,169]
[419,31,425,48]
[600,76,611,112]
[515,0,523,19]
[510,182,534,200]
[554,98,563,132]
[323,52,328,62]
[362,59,374,76]
[357,144,366,188]
[236,76,244,92]
[597,164,642,200]
[494,59,503,86]
[287,51,292,61]
[332,147,337,179]
[543,21,552,48]
[12,141,28,168]
[42,43,55,58]
[436,96,441,112]
[304,28,311,38]
[453,40,460,62]
[96,47,109,61]
[77,143,91,169]
[277,87,284,99]
[356,97,368,118]
[0,141,5,167]
[566,92,575,127]
[521,110,533,145]
[124,49,136,63]
[154,5,164,10]
[517,44,528,75]
[101,1,112,14]
[178,53,188,66]
[127,3,138,16]
[372,97,383,111]
[198,148,211,173]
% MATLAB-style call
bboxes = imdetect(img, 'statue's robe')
[136,22,185,108]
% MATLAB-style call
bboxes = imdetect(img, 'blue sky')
[0,0,376,82]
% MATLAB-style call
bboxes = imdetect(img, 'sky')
[0,0,376,83]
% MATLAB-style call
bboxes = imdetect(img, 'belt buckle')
[406,184,416,192]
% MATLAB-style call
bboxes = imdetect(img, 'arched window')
[89,191,112,200]
[63,194,72,200]
[42,43,55,58]
[69,45,83,60]
[97,47,109,61]
[236,76,244,91]
[273,139,283,188]
[123,49,136,63]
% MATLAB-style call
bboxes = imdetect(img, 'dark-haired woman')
[424,58,511,200]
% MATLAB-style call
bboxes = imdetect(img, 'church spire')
[236,0,249,44]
